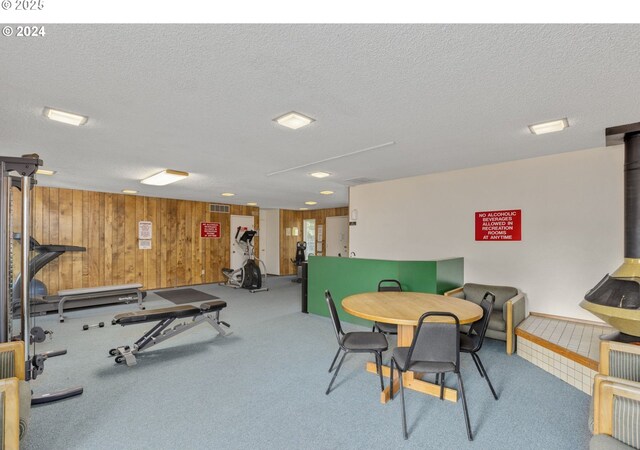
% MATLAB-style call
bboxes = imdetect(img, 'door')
[259,209,280,275]
[325,216,349,257]
[303,219,316,257]
[230,215,255,269]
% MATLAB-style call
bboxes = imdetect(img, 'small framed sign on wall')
[138,221,152,240]
[475,209,521,241]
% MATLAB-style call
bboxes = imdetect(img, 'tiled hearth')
[515,314,614,395]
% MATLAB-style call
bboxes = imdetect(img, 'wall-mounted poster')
[475,209,521,241]
[138,221,152,240]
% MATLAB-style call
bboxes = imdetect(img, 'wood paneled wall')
[279,207,348,275]
[21,187,259,292]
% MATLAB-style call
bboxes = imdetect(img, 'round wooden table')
[342,291,483,404]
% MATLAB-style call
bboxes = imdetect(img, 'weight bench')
[109,300,231,366]
[57,283,144,322]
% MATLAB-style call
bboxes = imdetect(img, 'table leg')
[365,324,458,403]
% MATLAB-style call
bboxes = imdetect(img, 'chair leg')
[326,352,347,395]
[328,348,341,373]
[470,352,484,378]
[439,373,445,400]
[399,369,408,440]
[390,358,395,400]
[457,372,473,441]
[375,352,385,392]
[474,353,498,400]
[435,373,440,384]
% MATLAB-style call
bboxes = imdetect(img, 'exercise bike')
[291,241,306,283]
[219,226,268,293]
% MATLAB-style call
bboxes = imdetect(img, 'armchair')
[591,375,640,450]
[0,341,30,444]
[445,283,526,354]
[590,340,640,435]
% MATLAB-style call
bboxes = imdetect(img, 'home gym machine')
[0,154,82,404]
[220,226,268,293]
[291,241,306,283]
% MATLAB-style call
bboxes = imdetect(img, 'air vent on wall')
[343,177,378,186]
[209,204,230,213]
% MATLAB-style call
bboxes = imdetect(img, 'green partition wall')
[307,256,463,327]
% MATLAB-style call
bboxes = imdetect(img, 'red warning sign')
[200,222,221,238]
[475,210,521,241]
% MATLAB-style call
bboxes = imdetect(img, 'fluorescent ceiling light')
[122,189,138,194]
[140,169,189,186]
[299,208,308,211]
[320,190,334,195]
[221,192,235,197]
[274,111,315,130]
[305,201,317,205]
[310,172,331,178]
[36,169,56,175]
[246,202,258,206]
[43,107,88,126]
[528,118,569,135]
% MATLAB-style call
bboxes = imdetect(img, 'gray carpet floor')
[23,277,591,449]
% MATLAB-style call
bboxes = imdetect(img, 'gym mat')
[154,288,219,305]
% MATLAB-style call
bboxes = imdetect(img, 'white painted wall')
[260,209,281,275]
[349,146,624,320]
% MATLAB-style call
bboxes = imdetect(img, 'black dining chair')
[390,312,472,441]
[325,290,388,395]
[372,279,402,335]
[460,291,498,400]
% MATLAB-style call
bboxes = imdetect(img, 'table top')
[342,291,483,326]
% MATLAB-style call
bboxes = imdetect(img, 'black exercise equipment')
[82,322,105,331]
[12,235,145,321]
[109,300,231,366]
[0,154,83,406]
[220,226,268,293]
[291,241,306,283]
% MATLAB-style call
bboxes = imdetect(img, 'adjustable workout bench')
[109,300,231,366]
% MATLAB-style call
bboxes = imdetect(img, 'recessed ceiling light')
[43,107,88,126]
[221,192,235,197]
[36,169,56,175]
[246,202,258,206]
[274,111,315,130]
[299,207,309,211]
[305,201,317,205]
[528,118,569,135]
[310,172,331,178]
[122,189,138,194]
[320,190,334,195]
[140,169,189,186]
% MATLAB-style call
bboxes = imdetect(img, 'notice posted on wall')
[139,239,152,250]
[138,221,152,240]
[200,222,221,238]
[475,209,521,241]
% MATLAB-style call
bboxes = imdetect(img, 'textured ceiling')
[1,24,640,209]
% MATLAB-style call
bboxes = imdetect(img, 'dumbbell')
[82,322,105,331]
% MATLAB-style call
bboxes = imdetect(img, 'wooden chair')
[592,374,640,450]
[599,340,640,382]
[0,341,29,447]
